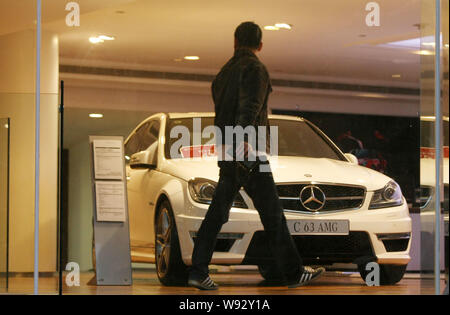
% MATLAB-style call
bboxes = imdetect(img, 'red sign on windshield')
[420,146,449,159]
[180,144,217,158]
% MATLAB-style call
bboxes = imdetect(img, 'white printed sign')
[95,181,127,222]
[93,139,124,180]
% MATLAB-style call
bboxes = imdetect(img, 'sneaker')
[188,276,219,290]
[288,266,325,288]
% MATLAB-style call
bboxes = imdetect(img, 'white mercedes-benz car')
[125,112,412,286]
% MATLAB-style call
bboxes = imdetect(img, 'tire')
[358,263,407,285]
[154,199,189,286]
[258,263,284,282]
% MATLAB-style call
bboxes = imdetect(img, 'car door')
[126,120,160,253]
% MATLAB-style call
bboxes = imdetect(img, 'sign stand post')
[89,136,132,286]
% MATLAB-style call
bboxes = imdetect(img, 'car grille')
[292,232,373,262]
[276,183,366,213]
[242,231,374,265]
[381,239,409,252]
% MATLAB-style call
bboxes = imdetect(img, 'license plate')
[287,220,349,235]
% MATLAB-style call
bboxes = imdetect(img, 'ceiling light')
[380,38,421,49]
[392,74,401,78]
[413,50,434,55]
[173,58,182,62]
[421,115,450,122]
[264,25,280,31]
[89,35,115,44]
[184,56,200,60]
[89,37,104,44]
[356,93,387,99]
[89,113,103,118]
[275,23,292,30]
[98,35,115,41]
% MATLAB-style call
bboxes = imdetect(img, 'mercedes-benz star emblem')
[299,185,326,212]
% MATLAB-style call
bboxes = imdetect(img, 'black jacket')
[212,48,272,167]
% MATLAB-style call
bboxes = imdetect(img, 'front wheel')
[155,199,189,286]
[358,263,407,285]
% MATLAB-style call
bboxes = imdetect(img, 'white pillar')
[0,29,59,273]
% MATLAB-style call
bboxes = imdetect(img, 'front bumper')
[176,191,412,267]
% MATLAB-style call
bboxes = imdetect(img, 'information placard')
[93,139,124,180]
[95,181,126,222]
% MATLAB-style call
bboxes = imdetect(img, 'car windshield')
[164,117,344,161]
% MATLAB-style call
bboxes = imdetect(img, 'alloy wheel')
[155,207,172,278]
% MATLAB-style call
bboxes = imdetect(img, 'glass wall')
[1,0,447,295]
[0,0,44,294]
[42,0,421,294]
[0,118,9,292]
[419,0,449,294]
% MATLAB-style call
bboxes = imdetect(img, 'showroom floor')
[4,269,447,295]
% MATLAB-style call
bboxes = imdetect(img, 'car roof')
[125,112,306,143]
[167,112,304,121]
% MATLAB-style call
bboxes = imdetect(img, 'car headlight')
[188,178,247,208]
[369,180,404,209]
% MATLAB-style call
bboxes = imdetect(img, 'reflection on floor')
[4,267,447,295]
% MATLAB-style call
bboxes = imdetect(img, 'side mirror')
[344,153,359,165]
[130,143,157,169]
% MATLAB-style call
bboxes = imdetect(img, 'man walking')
[188,21,325,290]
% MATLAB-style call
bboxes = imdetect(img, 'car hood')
[160,156,393,191]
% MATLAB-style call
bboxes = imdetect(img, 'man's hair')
[234,21,262,49]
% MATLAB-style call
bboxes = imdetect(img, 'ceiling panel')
[1,0,424,84]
